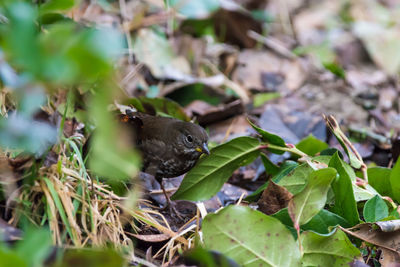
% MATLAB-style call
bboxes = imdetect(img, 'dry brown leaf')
[257,181,293,215]
[340,224,400,256]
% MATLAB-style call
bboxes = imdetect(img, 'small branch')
[247,30,297,60]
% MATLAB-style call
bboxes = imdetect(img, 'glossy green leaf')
[390,159,400,202]
[301,229,361,266]
[260,153,279,176]
[277,163,312,195]
[273,208,350,235]
[288,168,337,228]
[247,119,286,154]
[172,137,260,201]
[368,167,392,197]
[203,205,301,267]
[363,195,389,222]
[328,153,360,226]
[296,134,328,156]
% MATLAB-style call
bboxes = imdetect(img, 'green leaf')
[390,159,400,202]
[295,135,328,156]
[15,228,52,267]
[183,247,239,267]
[0,250,27,267]
[88,84,140,181]
[277,163,312,195]
[288,168,337,228]
[169,0,220,19]
[247,119,286,155]
[39,0,75,15]
[172,137,260,201]
[203,205,301,267]
[253,92,280,107]
[328,153,360,226]
[301,229,361,266]
[260,153,279,176]
[368,167,392,198]
[273,208,350,235]
[245,161,298,202]
[60,248,126,267]
[363,195,389,222]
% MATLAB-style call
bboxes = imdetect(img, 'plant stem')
[260,143,309,158]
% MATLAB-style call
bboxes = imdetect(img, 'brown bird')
[119,110,209,217]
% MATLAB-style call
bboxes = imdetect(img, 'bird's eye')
[186,135,193,143]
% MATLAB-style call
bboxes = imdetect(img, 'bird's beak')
[196,143,210,155]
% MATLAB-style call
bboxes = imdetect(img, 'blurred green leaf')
[172,137,260,201]
[203,205,301,267]
[288,168,337,228]
[253,92,280,107]
[0,250,27,267]
[57,248,126,267]
[39,0,76,15]
[390,159,400,203]
[183,247,239,267]
[296,135,328,157]
[169,0,220,19]
[1,2,41,74]
[363,195,389,222]
[329,152,360,226]
[88,85,140,181]
[15,227,52,267]
[0,113,57,155]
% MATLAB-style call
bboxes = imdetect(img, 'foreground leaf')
[329,153,360,226]
[301,229,361,266]
[288,168,337,229]
[273,208,350,235]
[203,205,301,267]
[172,137,260,201]
[368,167,392,198]
[363,195,389,223]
